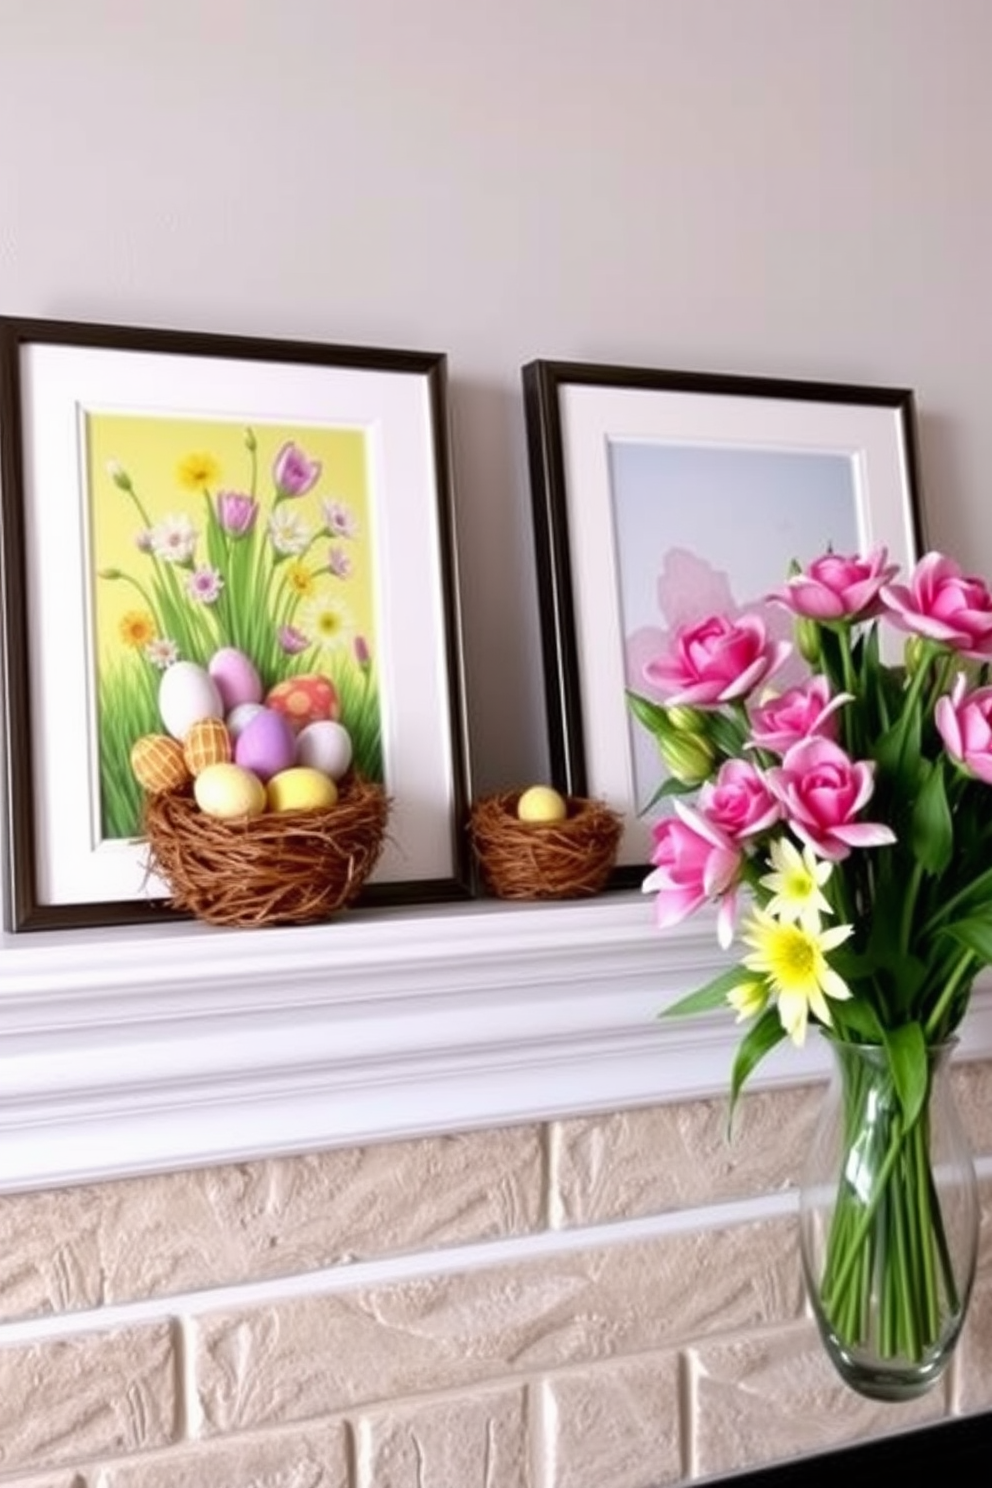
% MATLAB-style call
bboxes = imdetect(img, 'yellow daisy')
[118,610,156,650]
[759,837,834,933]
[741,907,853,1047]
[177,451,221,491]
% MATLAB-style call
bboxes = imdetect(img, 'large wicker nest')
[142,774,389,928]
[469,790,623,900]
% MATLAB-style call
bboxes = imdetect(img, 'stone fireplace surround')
[3,891,992,1483]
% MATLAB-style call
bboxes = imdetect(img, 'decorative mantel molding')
[4,892,992,1193]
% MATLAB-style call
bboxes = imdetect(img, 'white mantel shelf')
[4,891,992,1194]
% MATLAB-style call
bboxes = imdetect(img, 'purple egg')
[233,707,296,783]
[209,646,263,711]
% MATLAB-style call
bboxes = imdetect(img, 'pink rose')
[642,800,742,948]
[935,675,992,784]
[748,676,850,754]
[766,737,896,861]
[699,759,782,841]
[643,614,791,708]
[881,552,992,657]
[769,546,898,621]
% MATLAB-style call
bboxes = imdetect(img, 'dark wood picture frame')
[522,359,925,891]
[0,316,473,931]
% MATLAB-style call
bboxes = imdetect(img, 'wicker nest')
[469,790,623,900]
[142,774,389,928]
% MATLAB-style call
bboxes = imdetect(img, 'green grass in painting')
[100,657,161,838]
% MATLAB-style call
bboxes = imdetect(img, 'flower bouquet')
[629,549,990,1397]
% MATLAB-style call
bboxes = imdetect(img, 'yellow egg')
[266,766,338,814]
[517,785,568,823]
[130,734,190,795]
[193,762,266,820]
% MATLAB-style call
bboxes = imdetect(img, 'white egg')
[158,661,223,740]
[294,719,353,780]
[226,701,266,742]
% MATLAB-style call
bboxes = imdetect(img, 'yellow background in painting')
[85,413,375,672]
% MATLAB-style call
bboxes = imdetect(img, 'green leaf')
[882,1020,928,1129]
[704,710,747,758]
[658,963,749,1020]
[941,915,992,963]
[728,1007,786,1131]
[829,995,885,1044]
[911,759,953,875]
[640,776,698,812]
[625,689,670,738]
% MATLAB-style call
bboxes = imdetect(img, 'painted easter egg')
[233,707,297,782]
[158,661,223,740]
[193,762,267,820]
[208,646,263,712]
[183,717,233,776]
[517,785,568,823]
[226,701,266,741]
[294,719,353,780]
[265,673,340,732]
[130,734,190,795]
[266,765,338,813]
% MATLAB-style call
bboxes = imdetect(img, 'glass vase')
[798,1037,979,1401]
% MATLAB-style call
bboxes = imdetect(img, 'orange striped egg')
[130,734,190,795]
[183,717,233,776]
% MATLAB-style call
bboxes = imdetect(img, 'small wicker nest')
[469,790,623,901]
[142,775,389,928]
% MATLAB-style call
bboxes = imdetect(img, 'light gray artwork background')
[609,440,859,821]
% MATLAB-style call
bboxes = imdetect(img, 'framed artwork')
[521,360,925,890]
[0,316,472,931]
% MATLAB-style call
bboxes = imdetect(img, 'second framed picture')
[0,316,473,930]
[522,360,925,890]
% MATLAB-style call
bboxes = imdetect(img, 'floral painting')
[86,413,381,840]
[611,440,860,822]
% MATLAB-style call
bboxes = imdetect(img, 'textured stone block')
[551,1085,818,1226]
[951,1275,992,1414]
[92,1420,350,1488]
[690,1321,945,1479]
[952,1059,992,1159]
[0,1324,176,1473]
[538,1353,681,1488]
[196,1218,801,1432]
[356,1384,528,1488]
[0,1126,543,1321]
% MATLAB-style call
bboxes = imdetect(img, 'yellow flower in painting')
[119,610,156,650]
[177,451,221,491]
[285,560,316,598]
[741,908,853,1047]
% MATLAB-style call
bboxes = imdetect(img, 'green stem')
[923,949,975,1042]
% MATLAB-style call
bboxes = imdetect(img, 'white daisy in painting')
[298,594,355,653]
[150,513,198,564]
[268,505,312,557]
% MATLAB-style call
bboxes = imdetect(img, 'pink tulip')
[748,677,850,754]
[699,759,782,842]
[644,613,791,708]
[642,801,743,948]
[216,490,258,538]
[881,552,992,657]
[273,441,322,499]
[766,737,896,861]
[935,675,992,785]
[769,547,897,621]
